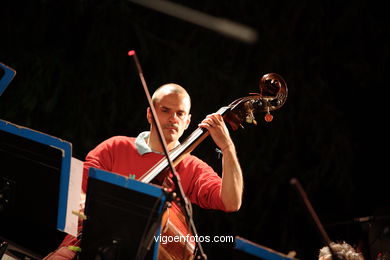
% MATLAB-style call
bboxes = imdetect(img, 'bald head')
[147,83,192,150]
[152,83,191,112]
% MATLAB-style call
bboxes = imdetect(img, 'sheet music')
[64,157,83,237]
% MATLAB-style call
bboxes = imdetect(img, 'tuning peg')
[245,110,257,125]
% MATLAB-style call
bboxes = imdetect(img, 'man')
[44,83,243,259]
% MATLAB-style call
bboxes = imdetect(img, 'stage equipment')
[0,62,16,96]
[290,178,342,260]
[128,0,258,44]
[0,119,72,258]
[79,167,169,260]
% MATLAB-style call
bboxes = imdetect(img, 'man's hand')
[198,113,234,151]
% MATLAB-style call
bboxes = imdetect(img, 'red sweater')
[83,135,226,211]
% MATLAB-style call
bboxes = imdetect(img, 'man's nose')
[168,113,179,122]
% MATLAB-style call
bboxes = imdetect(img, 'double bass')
[134,69,288,259]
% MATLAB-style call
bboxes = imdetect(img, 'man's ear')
[146,107,152,124]
[185,114,191,129]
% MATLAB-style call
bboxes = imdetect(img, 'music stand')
[0,62,16,96]
[0,119,72,258]
[79,167,168,260]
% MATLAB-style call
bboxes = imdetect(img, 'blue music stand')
[0,62,16,96]
[0,119,72,257]
[79,167,168,260]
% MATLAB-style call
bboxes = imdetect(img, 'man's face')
[148,92,191,144]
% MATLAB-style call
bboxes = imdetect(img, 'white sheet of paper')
[64,157,83,237]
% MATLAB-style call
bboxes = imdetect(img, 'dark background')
[1,0,389,259]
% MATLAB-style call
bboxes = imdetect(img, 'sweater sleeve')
[180,156,226,211]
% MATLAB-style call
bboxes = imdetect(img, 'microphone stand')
[129,50,207,260]
[290,178,342,260]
